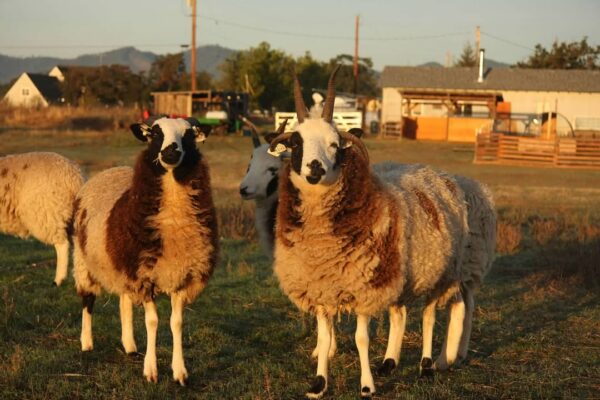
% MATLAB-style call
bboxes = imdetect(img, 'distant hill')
[0,45,236,83]
[418,59,510,68]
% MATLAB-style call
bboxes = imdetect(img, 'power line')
[198,14,469,41]
[0,44,185,50]
[481,31,534,51]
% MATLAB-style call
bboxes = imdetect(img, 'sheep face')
[240,144,282,200]
[130,117,208,170]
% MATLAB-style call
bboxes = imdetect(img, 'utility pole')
[190,0,197,91]
[353,15,359,95]
[475,25,481,65]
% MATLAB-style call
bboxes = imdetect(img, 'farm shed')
[381,66,600,142]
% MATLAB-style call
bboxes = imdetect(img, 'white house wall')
[382,87,403,124]
[3,73,49,107]
[502,91,600,129]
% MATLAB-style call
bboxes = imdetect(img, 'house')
[3,71,63,107]
[380,65,600,142]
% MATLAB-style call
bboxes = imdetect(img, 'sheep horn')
[240,116,262,148]
[322,64,341,123]
[294,74,308,124]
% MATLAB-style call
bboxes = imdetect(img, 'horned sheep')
[241,125,497,379]
[72,117,218,385]
[0,152,84,286]
[267,68,469,398]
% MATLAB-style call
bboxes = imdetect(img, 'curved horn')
[322,64,341,123]
[294,74,308,124]
[240,116,261,148]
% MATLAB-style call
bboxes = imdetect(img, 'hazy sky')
[1,0,599,69]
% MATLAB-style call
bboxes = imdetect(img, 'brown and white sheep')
[72,117,218,385]
[267,68,469,398]
[0,152,84,285]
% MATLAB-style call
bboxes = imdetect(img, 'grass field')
[0,128,599,399]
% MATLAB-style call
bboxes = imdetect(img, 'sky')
[1,0,599,70]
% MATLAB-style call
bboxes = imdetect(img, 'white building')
[3,71,63,108]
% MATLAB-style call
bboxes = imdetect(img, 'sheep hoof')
[173,371,188,386]
[144,371,158,384]
[53,281,59,287]
[419,357,434,378]
[377,358,396,376]
[361,386,374,398]
[306,375,327,399]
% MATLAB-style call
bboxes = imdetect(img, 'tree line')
[1,37,597,109]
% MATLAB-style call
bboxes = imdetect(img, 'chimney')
[478,48,485,83]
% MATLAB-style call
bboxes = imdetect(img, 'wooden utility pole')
[475,25,481,64]
[191,0,197,91]
[353,15,359,95]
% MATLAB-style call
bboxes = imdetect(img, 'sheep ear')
[192,124,212,143]
[130,123,152,142]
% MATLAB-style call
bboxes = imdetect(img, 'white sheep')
[373,163,496,376]
[0,152,84,286]
[267,68,469,398]
[72,117,218,385]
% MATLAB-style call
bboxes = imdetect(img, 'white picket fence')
[275,112,363,131]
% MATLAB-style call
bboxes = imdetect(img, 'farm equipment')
[151,90,249,133]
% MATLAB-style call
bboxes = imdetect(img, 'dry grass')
[0,103,139,130]
[496,221,522,254]
[217,202,256,240]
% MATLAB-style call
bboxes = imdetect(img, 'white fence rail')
[275,111,363,131]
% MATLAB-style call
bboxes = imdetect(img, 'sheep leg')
[119,293,137,354]
[80,293,95,351]
[434,298,465,371]
[457,287,475,363]
[378,304,407,376]
[170,293,188,386]
[420,300,436,378]
[53,241,69,286]
[356,314,375,397]
[311,321,337,359]
[306,308,331,399]
[143,300,159,383]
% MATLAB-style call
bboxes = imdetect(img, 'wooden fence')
[275,111,362,131]
[474,133,600,169]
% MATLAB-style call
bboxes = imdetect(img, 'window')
[22,88,29,96]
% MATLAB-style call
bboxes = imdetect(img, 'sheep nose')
[308,160,325,177]
[240,186,249,196]
[161,143,182,165]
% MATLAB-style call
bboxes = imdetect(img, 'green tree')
[517,37,600,69]
[219,42,295,110]
[455,42,477,67]
[149,52,187,91]
[325,54,378,96]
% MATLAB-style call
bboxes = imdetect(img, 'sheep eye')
[330,142,339,149]
[267,167,278,174]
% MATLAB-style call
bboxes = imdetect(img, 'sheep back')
[0,152,83,245]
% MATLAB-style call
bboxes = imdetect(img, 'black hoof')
[377,358,396,376]
[126,351,143,358]
[53,281,58,287]
[419,357,434,379]
[361,386,373,398]
[306,375,326,399]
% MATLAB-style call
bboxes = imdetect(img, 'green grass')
[0,129,599,399]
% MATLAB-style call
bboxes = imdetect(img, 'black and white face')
[239,144,282,200]
[130,117,208,170]
[270,119,353,186]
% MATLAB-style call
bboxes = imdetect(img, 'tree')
[455,42,477,67]
[148,52,187,91]
[517,37,600,69]
[218,42,295,110]
[325,54,378,96]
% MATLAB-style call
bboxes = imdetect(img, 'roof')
[27,74,62,102]
[381,66,600,93]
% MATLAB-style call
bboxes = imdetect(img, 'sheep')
[372,163,496,376]
[242,123,496,378]
[267,67,469,398]
[72,117,218,385]
[239,116,288,258]
[0,152,84,286]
